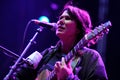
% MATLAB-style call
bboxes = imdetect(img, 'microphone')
[31,19,57,31]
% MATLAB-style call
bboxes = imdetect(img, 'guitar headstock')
[85,21,112,46]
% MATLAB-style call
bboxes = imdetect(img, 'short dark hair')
[62,5,92,38]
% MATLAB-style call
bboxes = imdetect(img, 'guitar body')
[35,55,81,80]
[35,69,57,80]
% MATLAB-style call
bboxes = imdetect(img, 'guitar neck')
[64,36,87,63]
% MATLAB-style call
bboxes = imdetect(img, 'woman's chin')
[56,31,65,37]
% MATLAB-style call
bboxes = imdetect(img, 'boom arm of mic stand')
[0,45,32,66]
[3,28,42,80]
[0,45,25,61]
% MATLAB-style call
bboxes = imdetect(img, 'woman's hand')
[54,57,73,80]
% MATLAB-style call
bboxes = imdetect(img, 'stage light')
[38,16,49,22]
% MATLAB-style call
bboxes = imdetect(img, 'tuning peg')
[105,28,109,34]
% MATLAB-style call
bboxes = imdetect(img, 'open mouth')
[57,25,65,31]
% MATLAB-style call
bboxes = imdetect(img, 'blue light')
[38,16,49,22]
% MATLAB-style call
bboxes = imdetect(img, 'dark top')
[12,44,108,80]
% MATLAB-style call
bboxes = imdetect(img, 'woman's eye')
[59,16,72,20]
[65,17,71,20]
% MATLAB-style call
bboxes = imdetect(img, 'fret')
[73,46,77,53]
[77,37,87,48]
[65,50,73,63]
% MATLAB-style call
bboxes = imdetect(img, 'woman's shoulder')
[79,47,101,58]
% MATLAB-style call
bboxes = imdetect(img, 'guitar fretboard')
[64,37,87,63]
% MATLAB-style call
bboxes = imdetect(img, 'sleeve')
[13,63,37,80]
[82,49,108,80]
[93,51,108,80]
[69,48,108,80]
[66,74,80,80]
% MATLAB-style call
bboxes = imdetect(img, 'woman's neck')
[60,37,78,54]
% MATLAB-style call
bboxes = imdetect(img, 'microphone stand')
[4,28,42,80]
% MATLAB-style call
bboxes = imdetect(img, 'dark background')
[0,0,120,80]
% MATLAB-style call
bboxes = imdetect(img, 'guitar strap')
[71,55,81,71]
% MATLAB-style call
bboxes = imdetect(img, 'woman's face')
[56,10,80,39]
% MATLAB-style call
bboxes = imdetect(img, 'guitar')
[45,21,112,80]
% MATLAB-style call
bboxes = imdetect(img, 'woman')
[13,4,108,80]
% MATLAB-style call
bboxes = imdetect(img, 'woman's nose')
[57,19,65,26]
